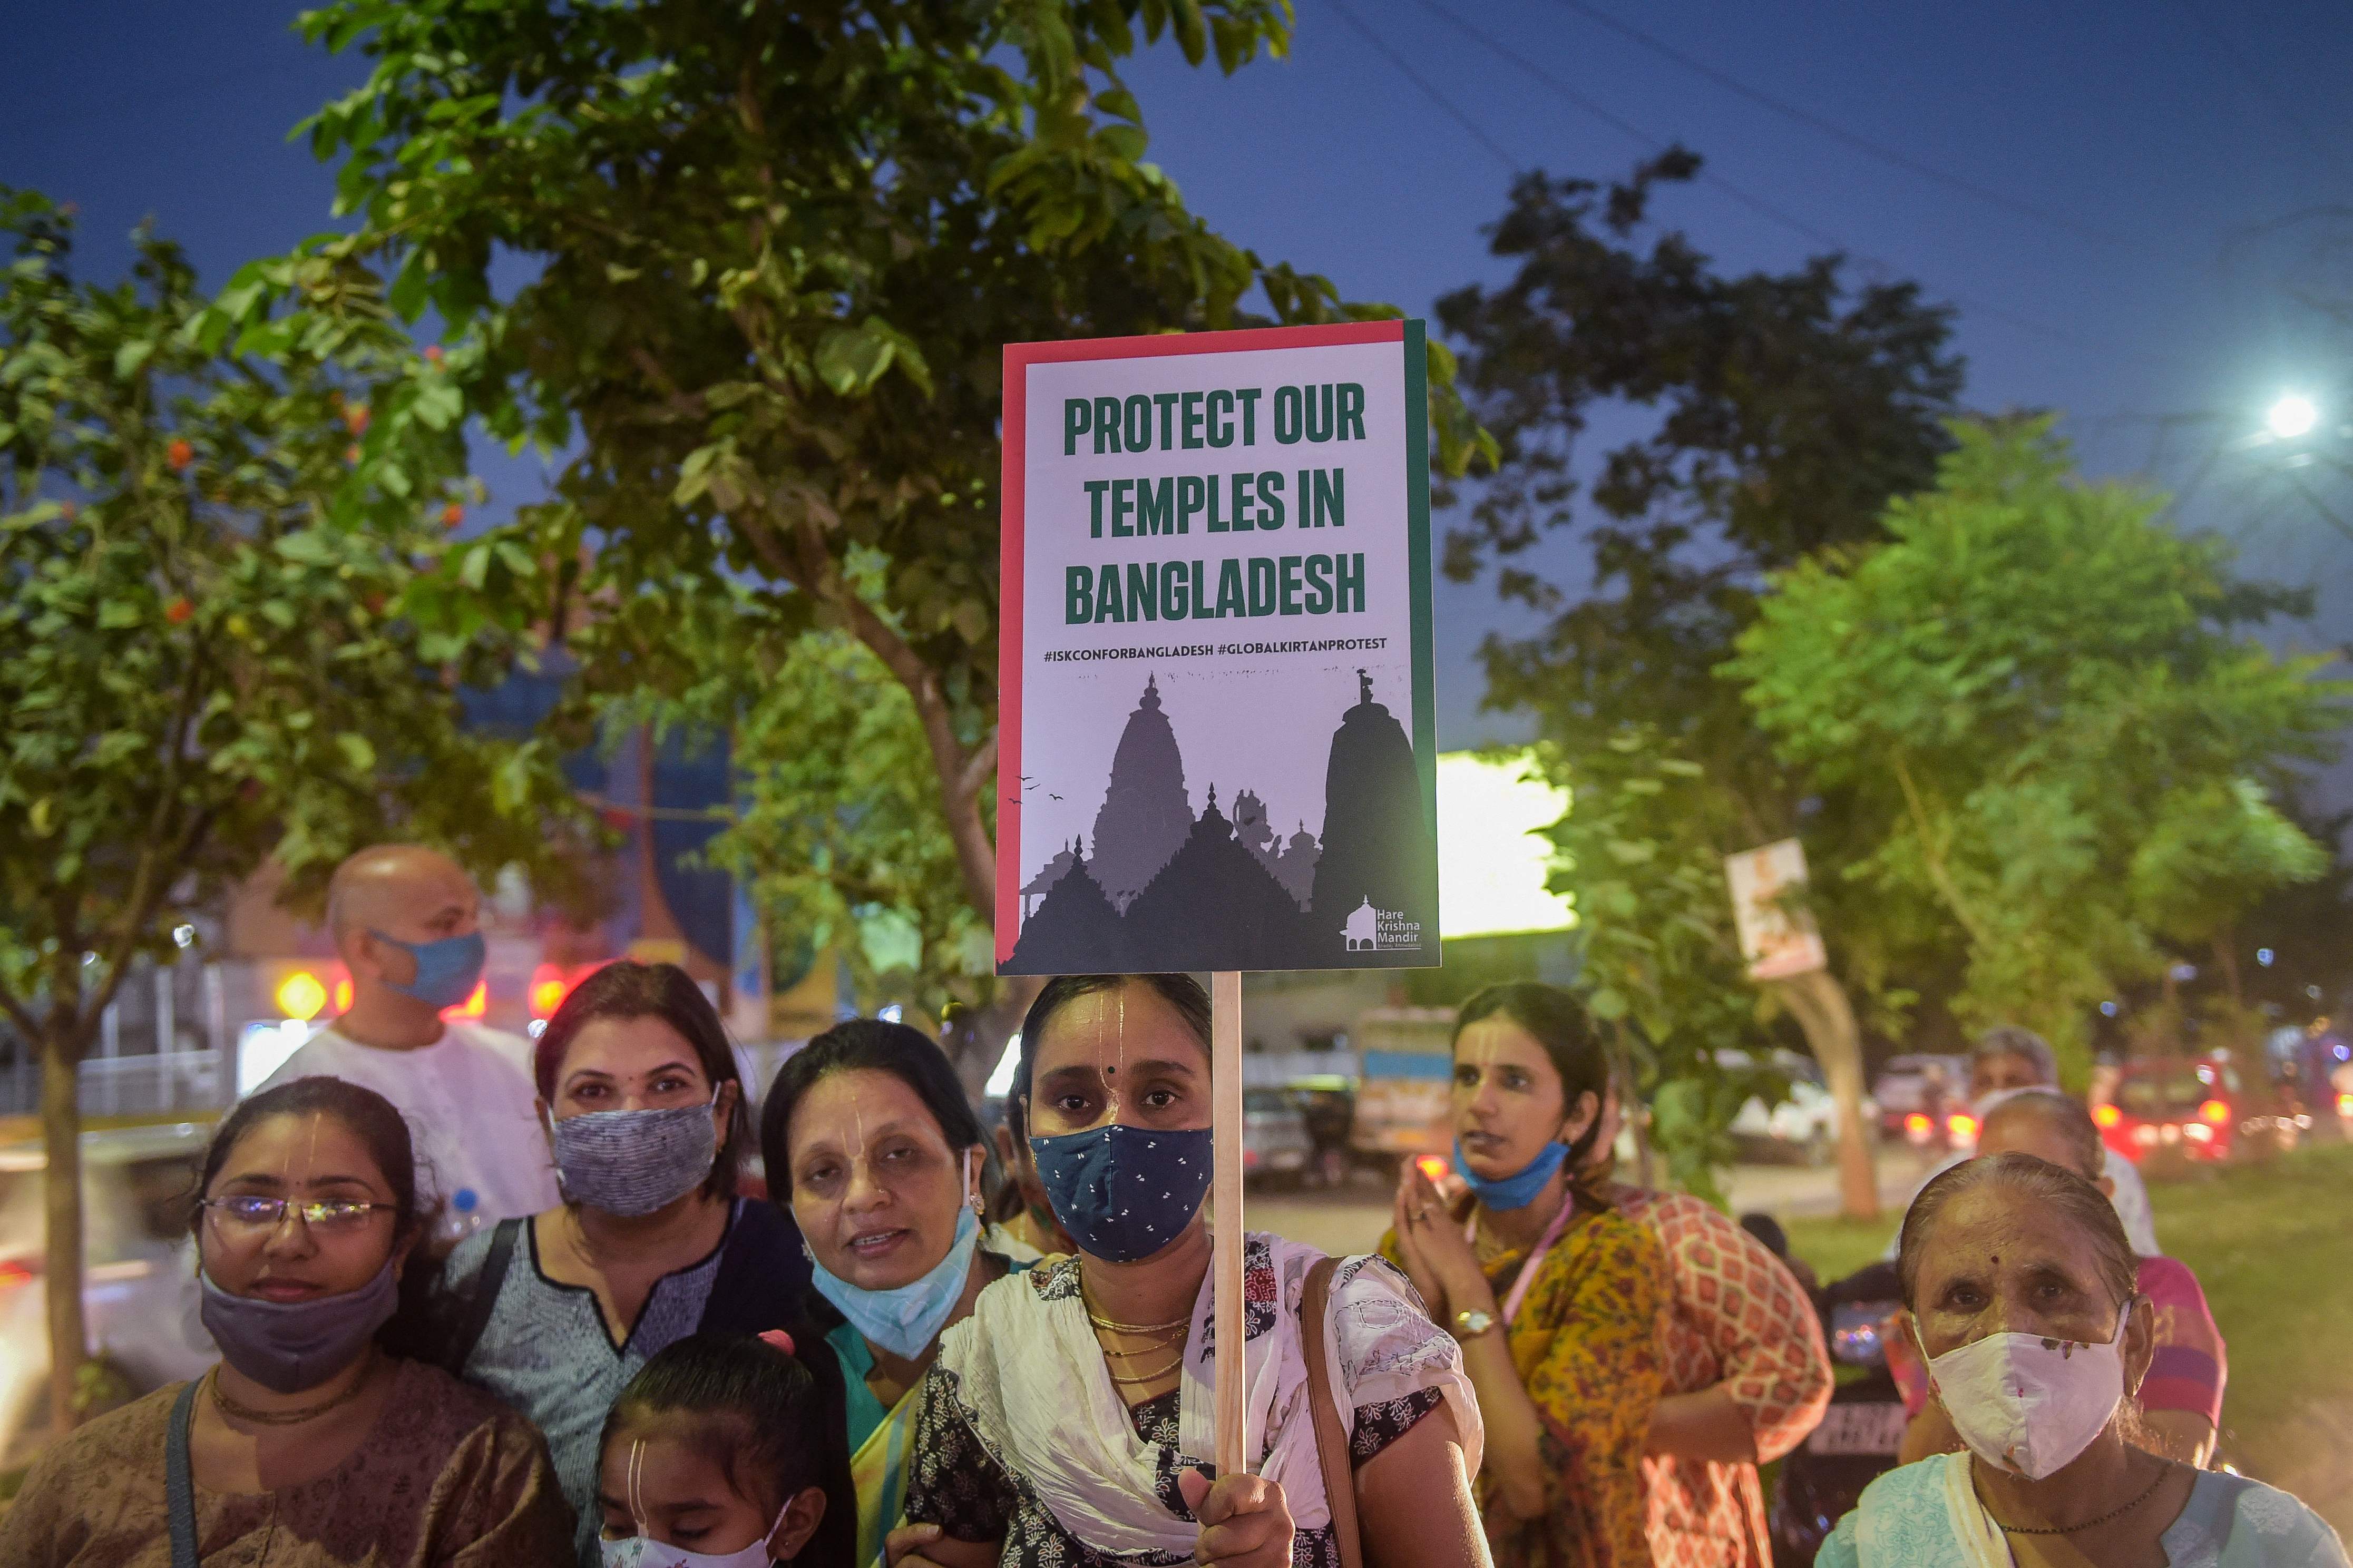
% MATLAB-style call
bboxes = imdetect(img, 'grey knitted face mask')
[548,1092,720,1216]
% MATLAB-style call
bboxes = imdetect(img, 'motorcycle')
[1769,1262,1912,1565]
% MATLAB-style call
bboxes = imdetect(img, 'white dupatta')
[933,1233,1479,1562]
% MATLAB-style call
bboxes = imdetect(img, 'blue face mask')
[1030,1123,1213,1263]
[809,1203,980,1360]
[1454,1136,1570,1211]
[370,929,485,1011]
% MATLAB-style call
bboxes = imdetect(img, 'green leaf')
[336,733,377,772]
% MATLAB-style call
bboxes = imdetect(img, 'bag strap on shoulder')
[165,1377,201,1568]
[445,1216,522,1376]
[1300,1255,1364,1568]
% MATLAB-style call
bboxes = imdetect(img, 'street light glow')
[2267,394,2319,440]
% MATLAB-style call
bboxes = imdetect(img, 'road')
[1248,1146,1945,1257]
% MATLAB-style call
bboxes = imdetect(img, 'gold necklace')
[1086,1308,1190,1338]
[206,1354,375,1427]
[1105,1352,1185,1387]
[1078,1266,1193,1336]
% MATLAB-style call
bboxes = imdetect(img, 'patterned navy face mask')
[549,1092,720,1217]
[1028,1123,1213,1263]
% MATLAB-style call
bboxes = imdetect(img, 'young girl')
[595,1332,857,1568]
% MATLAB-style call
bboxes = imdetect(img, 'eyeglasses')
[200,1196,394,1232]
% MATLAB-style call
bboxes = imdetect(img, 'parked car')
[0,1120,218,1467]
[1723,1050,1878,1165]
[1242,1087,1312,1188]
[1871,1053,1973,1149]
[2096,1055,2296,1166]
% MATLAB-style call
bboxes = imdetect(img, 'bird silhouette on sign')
[1049,792,1063,801]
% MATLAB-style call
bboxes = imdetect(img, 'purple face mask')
[200,1260,398,1394]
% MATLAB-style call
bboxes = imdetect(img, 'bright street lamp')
[2267,393,2320,440]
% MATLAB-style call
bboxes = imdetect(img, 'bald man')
[256,845,558,1236]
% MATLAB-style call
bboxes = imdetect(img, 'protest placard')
[995,320,1440,978]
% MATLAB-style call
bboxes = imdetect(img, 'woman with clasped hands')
[1819,1151,2345,1568]
[1382,984,1666,1568]
[887,973,1490,1568]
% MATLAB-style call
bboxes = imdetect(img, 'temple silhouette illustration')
[1005,671,1437,974]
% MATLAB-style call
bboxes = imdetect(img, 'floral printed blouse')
[1384,1199,1667,1568]
[902,1246,1452,1567]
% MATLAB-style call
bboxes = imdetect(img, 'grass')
[1786,1142,2353,1533]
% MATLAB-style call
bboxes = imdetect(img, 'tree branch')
[783,520,997,920]
[1890,751,1992,949]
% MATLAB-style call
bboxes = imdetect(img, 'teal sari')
[1819,1454,2347,1568]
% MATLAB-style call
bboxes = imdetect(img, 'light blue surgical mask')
[369,929,485,1011]
[1455,1137,1570,1211]
[810,1203,980,1361]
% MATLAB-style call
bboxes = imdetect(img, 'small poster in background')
[996,321,1440,976]
[1724,838,1829,981]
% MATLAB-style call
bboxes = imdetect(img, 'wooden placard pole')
[1210,969,1247,1481]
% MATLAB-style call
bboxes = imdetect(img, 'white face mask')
[600,1439,787,1568]
[599,1532,778,1568]
[1919,1301,2135,1480]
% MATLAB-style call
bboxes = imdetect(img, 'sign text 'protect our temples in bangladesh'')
[997,322,1441,976]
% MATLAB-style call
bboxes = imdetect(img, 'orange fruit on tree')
[164,597,193,625]
[441,503,465,528]
[166,439,193,472]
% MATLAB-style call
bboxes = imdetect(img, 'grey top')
[447,1203,742,1567]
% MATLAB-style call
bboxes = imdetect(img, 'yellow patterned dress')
[1384,1199,1666,1568]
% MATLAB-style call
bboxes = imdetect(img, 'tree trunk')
[41,1022,86,1436]
[2213,932,2243,1008]
[1771,968,1879,1220]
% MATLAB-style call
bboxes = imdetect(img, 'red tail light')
[1948,1113,1979,1141]
[2198,1100,2230,1126]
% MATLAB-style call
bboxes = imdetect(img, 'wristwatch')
[1452,1308,1498,1341]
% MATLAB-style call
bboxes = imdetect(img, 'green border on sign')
[1403,320,1440,954]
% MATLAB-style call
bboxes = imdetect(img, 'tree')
[597,556,993,1040]
[0,191,575,1428]
[1726,418,2346,1078]
[1438,154,1965,1212]
[292,0,1479,1067]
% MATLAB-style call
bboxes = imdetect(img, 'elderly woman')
[1892,1091,2228,1470]
[2,1079,571,1566]
[1820,1152,2345,1567]
[894,973,1488,1568]
[762,1017,1034,1566]
[1882,1028,2162,1259]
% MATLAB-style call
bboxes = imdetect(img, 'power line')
[1324,0,1521,174]
[2169,0,2353,187]
[1390,0,2189,369]
[1544,0,2138,253]
[1398,0,1850,253]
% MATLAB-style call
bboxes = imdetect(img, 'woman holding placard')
[1383,983,1667,1568]
[890,973,1489,1568]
